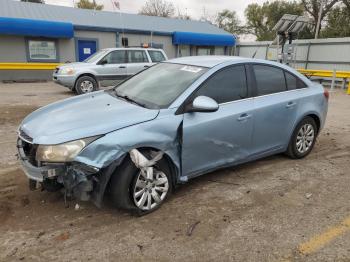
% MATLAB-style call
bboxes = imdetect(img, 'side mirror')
[187,96,219,113]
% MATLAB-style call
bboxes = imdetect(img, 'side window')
[194,65,248,104]
[253,65,287,95]
[285,71,307,90]
[127,50,148,63]
[148,50,166,62]
[27,39,57,62]
[103,50,126,64]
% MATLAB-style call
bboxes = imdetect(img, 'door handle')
[119,66,126,68]
[237,113,251,121]
[286,101,296,108]
[144,65,150,68]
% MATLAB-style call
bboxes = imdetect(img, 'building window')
[27,39,58,62]
[122,37,128,47]
[197,46,214,56]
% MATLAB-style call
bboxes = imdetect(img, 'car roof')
[166,56,245,68]
[166,56,285,68]
[101,47,164,51]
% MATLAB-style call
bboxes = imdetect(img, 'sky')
[44,0,265,21]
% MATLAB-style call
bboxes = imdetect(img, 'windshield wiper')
[115,92,146,108]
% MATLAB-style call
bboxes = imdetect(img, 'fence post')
[342,78,347,89]
[331,68,336,90]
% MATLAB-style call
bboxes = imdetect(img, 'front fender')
[74,109,183,206]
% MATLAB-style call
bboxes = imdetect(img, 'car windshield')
[84,50,109,63]
[113,63,208,109]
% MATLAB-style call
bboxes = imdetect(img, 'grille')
[19,138,38,166]
[19,129,33,143]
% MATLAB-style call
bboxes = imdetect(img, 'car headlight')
[36,136,99,162]
[60,67,75,75]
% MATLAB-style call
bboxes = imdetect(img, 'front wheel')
[286,117,318,159]
[109,154,172,215]
[74,76,98,94]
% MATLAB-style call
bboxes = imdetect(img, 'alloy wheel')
[133,168,169,211]
[296,123,315,154]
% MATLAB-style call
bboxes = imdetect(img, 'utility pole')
[315,0,324,39]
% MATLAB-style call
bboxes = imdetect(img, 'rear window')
[148,50,166,62]
[127,50,148,63]
[285,71,307,90]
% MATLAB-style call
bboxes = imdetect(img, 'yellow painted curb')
[298,217,350,255]
[297,69,350,78]
[0,63,61,70]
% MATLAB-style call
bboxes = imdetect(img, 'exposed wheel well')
[306,114,320,134]
[135,147,178,188]
[105,147,178,195]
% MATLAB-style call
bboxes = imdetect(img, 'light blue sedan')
[17,56,328,215]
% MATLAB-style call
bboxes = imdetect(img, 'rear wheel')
[286,117,318,159]
[74,76,98,94]
[109,153,172,215]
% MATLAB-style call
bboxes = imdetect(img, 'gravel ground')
[0,82,349,262]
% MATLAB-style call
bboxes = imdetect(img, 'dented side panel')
[74,108,183,179]
[182,98,254,177]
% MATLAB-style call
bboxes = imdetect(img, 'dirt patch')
[0,105,38,125]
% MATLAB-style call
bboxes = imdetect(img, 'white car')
[53,48,168,94]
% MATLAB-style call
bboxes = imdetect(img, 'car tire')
[286,116,318,159]
[109,152,173,216]
[74,76,98,94]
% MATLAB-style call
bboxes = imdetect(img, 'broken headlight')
[36,136,99,162]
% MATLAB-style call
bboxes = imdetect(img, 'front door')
[94,50,127,81]
[181,65,254,177]
[77,39,97,62]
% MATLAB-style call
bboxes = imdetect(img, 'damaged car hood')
[20,91,159,145]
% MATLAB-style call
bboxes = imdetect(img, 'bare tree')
[76,0,103,10]
[176,7,191,20]
[21,0,45,3]
[343,0,350,11]
[139,0,175,17]
[199,6,216,24]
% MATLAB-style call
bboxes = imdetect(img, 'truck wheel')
[109,154,172,216]
[74,76,98,94]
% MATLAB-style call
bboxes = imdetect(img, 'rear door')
[181,65,254,177]
[94,50,127,81]
[251,64,299,156]
[126,50,151,75]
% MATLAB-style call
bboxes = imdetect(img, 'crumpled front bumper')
[17,138,66,182]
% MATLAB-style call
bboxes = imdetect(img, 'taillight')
[324,89,329,100]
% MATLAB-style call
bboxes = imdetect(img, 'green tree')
[76,0,103,10]
[301,0,340,36]
[245,0,305,41]
[321,5,350,37]
[216,9,246,35]
[21,0,44,3]
[139,0,175,17]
